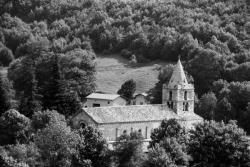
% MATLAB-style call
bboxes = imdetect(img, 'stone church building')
[71,59,203,143]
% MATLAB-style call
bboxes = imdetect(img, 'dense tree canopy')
[189,120,250,167]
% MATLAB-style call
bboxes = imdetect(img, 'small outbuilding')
[83,93,127,108]
[133,92,148,105]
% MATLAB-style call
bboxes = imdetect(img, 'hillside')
[96,54,168,93]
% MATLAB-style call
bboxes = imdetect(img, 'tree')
[113,131,145,167]
[149,119,190,166]
[189,120,250,167]
[186,48,225,96]
[34,111,78,167]
[148,65,174,104]
[0,109,30,145]
[118,79,136,103]
[215,97,232,122]
[60,49,96,100]
[145,137,191,167]
[150,119,187,147]
[144,145,177,167]
[0,73,11,116]
[195,92,217,120]
[19,59,41,118]
[3,143,41,167]
[31,110,67,131]
[0,47,14,66]
[73,126,110,167]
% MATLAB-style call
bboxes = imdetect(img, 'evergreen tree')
[117,79,136,104]
[196,92,217,120]
[19,59,42,117]
[0,73,11,116]
[42,55,67,111]
[42,55,81,116]
[215,97,232,122]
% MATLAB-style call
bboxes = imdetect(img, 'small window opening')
[169,91,172,100]
[80,122,86,129]
[93,103,100,107]
[184,91,187,100]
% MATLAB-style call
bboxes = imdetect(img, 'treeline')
[0,0,249,96]
[0,110,249,167]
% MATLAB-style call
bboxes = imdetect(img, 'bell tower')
[162,58,194,115]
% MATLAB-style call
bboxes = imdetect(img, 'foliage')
[18,58,42,118]
[150,119,188,147]
[113,131,145,167]
[0,73,11,116]
[148,64,174,104]
[0,47,14,66]
[189,120,250,167]
[41,55,82,116]
[3,143,41,167]
[34,113,78,167]
[144,145,177,167]
[117,79,136,102]
[149,119,190,166]
[31,110,67,131]
[0,109,30,145]
[73,126,110,167]
[195,92,217,120]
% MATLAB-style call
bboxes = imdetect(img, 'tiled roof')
[86,93,121,100]
[134,92,148,97]
[168,59,194,89]
[83,105,180,124]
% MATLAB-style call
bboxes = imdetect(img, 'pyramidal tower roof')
[167,58,193,89]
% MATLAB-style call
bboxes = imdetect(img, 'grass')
[0,55,169,94]
[95,54,168,94]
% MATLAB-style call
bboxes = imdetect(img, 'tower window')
[184,91,187,100]
[168,102,174,109]
[186,103,189,111]
[169,91,172,100]
[183,102,189,111]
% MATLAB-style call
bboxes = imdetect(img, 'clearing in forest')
[96,54,168,94]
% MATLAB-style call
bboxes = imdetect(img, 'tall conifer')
[42,55,81,116]
[19,58,42,117]
[0,73,11,116]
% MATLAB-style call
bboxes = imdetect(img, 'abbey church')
[72,59,203,143]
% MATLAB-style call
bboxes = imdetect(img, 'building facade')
[83,93,127,108]
[72,59,203,145]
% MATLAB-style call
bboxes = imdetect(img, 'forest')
[0,0,250,166]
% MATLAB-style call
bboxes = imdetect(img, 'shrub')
[0,47,14,66]
[121,49,132,59]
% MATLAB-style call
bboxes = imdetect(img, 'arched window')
[123,130,127,135]
[185,103,189,111]
[169,91,173,100]
[184,91,187,100]
[80,122,86,129]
